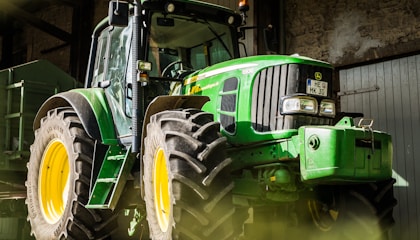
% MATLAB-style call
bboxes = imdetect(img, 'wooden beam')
[43,0,85,7]
[0,1,72,42]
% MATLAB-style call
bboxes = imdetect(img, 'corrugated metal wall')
[339,55,420,240]
[0,218,18,239]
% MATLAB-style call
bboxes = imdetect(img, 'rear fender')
[34,89,118,145]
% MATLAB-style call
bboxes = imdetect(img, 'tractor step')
[86,145,135,210]
[96,178,118,183]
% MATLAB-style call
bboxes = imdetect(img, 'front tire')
[305,179,397,240]
[26,107,118,239]
[143,109,239,239]
[240,179,397,240]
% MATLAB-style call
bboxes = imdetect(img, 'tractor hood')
[182,54,335,145]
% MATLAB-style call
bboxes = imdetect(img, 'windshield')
[148,12,236,78]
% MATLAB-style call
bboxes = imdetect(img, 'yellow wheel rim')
[308,200,338,232]
[38,139,70,224]
[153,148,171,232]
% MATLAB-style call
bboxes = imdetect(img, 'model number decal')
[188,85,202,95]
[187,82,219,95]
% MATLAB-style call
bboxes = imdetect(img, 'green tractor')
[25,0,396,239]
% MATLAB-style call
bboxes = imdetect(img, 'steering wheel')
[162,60,192,78]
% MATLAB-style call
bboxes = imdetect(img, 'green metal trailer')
[0,60,78,239]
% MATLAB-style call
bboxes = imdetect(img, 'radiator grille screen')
[251,64,332,132]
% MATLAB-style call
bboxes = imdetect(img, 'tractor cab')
[84,0,243,142]
[87,0,242,88]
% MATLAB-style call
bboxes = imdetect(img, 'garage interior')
[0,0,419,239]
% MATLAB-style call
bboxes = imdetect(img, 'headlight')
[281,96,317,115]
[319,99,336,117]
[165,3,176,13]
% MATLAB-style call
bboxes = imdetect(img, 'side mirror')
[263,24,278,54]
[109,0,129,27]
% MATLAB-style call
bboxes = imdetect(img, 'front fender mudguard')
[140,95,209,155]
[34,89,118,145]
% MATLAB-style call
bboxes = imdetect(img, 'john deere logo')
[315,72,322,80]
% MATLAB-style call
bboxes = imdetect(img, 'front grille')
[251,65,286,132]
[251,64,332,132]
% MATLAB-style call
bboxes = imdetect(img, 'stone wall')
[285,0,420,66]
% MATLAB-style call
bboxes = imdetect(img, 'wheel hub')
[38,140,70,224]
[153,148,171,232]
[308,200,339,231]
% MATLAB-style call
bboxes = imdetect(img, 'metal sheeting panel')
[339,55,420,240]
[0,218,18,239]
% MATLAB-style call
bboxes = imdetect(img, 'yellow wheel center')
[38,139,70,224]
[153,148,171,232]
[308,199,338,231]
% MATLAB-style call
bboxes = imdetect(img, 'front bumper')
[298,117,393,183]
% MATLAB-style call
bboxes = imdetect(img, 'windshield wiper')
[206,22,232,59]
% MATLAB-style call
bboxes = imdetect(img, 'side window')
[91,25,131,89]
[91,29,110,87]
[106,26,129,87]
[106,24,133,137]
[90,23,133,137]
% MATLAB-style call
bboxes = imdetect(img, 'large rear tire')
[143,109,239,240]
[26,107,118,239]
